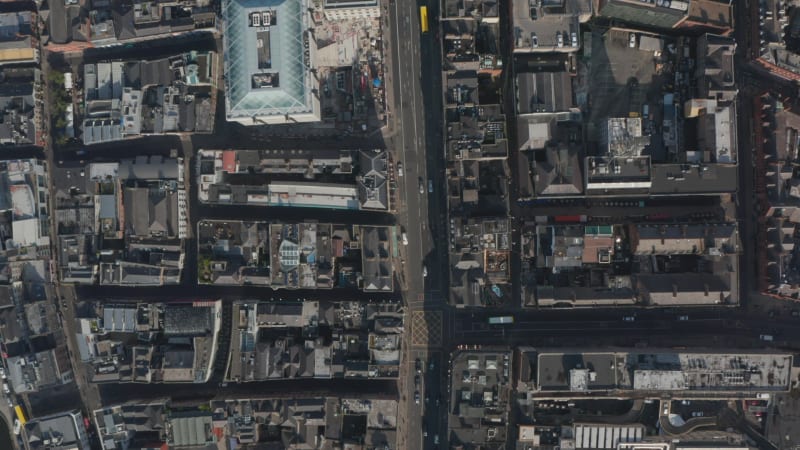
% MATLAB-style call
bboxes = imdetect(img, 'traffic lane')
[99,377,398,405]
[422,352,444,446]
[450,318,800,349]
[454,318,730,334]
[196,204,397,225]
[457,306,735,324]
[74,284,401,302]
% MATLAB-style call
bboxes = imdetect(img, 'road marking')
[411,310,443,348]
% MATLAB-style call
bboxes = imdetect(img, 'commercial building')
[0,67,40,146]
[518,348,793,395]
[54,156,187,285]
[527,222,739,307]
[447,350,512,448]
[226,301,402,381]
[513,0,591,52]
[74,301,221,384]
[82,52,216,144]
[322,0,380,21]
[46,0,216,46]
[222,0,320,124]
[24,410,90,450]
[0,12,38,66]
[197,149,389,210]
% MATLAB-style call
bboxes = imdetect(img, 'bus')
[420,6,429,33]
[488,316,514,325]
[14,405,26,425]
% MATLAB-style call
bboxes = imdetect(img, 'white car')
[402,233,409,245]
[423,266,428,277]
[629,33,637,48]
[678,315,688,321]
[397,162,403,177]
[557,32,564,48]
[623,316,635,322]
[571,31,578,47]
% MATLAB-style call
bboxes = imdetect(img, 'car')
[557,32,564,48]
[423,427,428,437]
[434,435,439,445]
[397,162,403,177]
[402,232,409,245]
[531,32,538,47]
[414,391,420,404]
[428,179,433,193]
[429,359,435,371]
[623,316,635,322]
[678,315,688,321]
[0,367,5,380]
[681,400,691,405]
[2,383,9,394]
[419,178,424,194]
[423,266,428,277]
[571,31,578,47]
[760,334,774,341]
[629,33,636,48]
[414,375,420,386]
[425,394,430,403]
[415,358,422,374]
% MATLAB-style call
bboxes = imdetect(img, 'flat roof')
[516,70,574,114]
[223,0,318,123]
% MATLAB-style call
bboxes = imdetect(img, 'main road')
[385,0,448,446]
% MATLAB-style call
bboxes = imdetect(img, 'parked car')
[414,391,420,404]
[678,315,688,321]
[623,316,635,322]
[629,33,637,48]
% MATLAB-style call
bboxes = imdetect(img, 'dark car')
[415,358,422,374]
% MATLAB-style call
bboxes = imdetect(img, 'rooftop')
[223,0,319,124]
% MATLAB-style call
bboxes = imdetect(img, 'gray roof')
[119,155,179,180]
[358,151,388,210]
[168,414,214,447]
[25,411,88,450]
[102,305,137,332]
[599,0,685,29]
[517,70,574,113]
[164,349,195,369]
[361,226,393,291]
[164,305,213,336]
